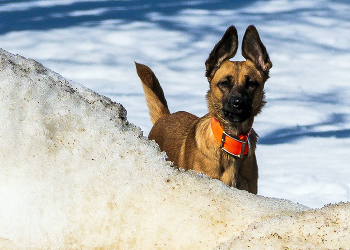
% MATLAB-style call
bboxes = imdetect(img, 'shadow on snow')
[259,113,350,145]
[0,0,257,35]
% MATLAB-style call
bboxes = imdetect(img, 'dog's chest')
[218,152,243,186]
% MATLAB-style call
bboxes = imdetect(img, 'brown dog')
[135,25,272,194]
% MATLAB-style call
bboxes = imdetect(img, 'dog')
[135,25,272,194]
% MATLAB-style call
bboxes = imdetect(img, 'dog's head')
[205,25,272,134]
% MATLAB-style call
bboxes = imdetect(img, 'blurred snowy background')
[1,0,350,208]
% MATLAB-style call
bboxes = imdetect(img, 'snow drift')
[0,49,348,249]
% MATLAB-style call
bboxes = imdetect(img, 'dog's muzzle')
[223,95,252,123]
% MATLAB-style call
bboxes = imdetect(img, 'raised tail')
[135,62,170,124]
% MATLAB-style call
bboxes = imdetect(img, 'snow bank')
[218,202,350,249]
[0,49,348,249]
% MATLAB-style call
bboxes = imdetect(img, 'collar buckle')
[220,131,249,158]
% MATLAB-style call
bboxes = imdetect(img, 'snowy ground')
[1,0,350,208]
[1,48,348,249]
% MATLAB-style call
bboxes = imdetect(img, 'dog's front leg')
[220,160,239,187]
[238,154,258,194]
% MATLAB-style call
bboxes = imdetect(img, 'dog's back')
[148,111,198,166]
[135,62,199,165]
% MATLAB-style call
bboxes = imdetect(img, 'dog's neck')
[210,117,252,158]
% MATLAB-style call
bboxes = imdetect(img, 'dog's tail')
[135,62,170,124]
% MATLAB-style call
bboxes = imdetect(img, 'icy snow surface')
[0,48,349,250]
[0,0,350,248]
[0,0,349,209]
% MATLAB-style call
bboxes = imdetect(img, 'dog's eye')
[246,79,258,89]
[218,80,230,88]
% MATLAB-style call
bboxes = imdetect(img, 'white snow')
[0,48,348,249]
[0,0,103,12]
[0,0,350,248]
[217,202,350,249]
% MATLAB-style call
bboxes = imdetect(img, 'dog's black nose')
[231,97,246,108]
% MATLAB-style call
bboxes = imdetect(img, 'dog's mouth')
[223,96,252,123]
[223,109,251,123]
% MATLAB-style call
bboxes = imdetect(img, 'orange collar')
[210,117,250,158]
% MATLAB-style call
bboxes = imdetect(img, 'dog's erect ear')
[205,26,238,80]
[242,25,272,74]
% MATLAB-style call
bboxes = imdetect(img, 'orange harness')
[210,117,251,158]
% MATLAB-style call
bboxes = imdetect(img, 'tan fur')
[135,63,170,124]
[135,25,272,194]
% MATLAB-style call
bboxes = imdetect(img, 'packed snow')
[0,0,350,248]
[0,48,349,249]
[0,0,349,208]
